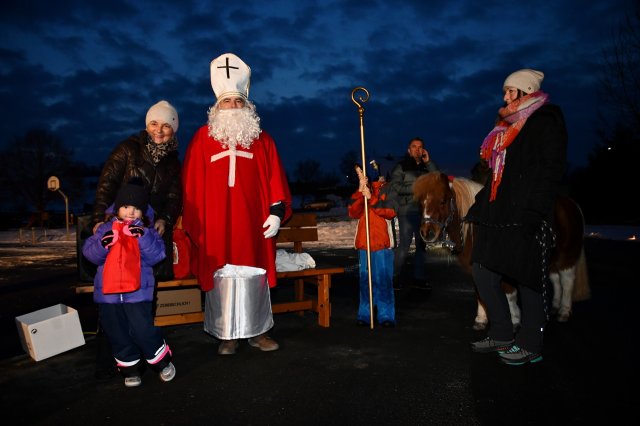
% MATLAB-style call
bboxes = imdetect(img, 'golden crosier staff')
[351,86,374,329]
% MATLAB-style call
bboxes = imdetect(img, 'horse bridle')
[421,197,459,252]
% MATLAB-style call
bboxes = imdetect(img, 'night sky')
[0,0,633,180]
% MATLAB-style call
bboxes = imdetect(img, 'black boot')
[94,326,117,380]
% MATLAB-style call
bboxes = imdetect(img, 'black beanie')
[114,178,149,212]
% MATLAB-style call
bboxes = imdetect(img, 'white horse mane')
[451,177,483,244]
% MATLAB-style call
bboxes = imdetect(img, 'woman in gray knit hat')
[466,69,568,366]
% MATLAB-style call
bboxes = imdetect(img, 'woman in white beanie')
[91,100,182,240]
[87,100,182,378]
[466,69,568,365]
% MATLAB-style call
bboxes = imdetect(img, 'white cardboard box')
[156,288,202,316]
[15,304,86,361]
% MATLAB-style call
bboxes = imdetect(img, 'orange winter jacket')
[348,181,397,251]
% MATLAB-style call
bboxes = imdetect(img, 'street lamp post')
[47,176,70,239]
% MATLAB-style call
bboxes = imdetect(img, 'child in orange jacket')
[348,171,398,327]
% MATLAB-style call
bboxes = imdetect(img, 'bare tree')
[599,4,640,132]
[293,159,322,184]
[292,159,322,206]
[571,5,640,224]
[569,2,640,223]
[339,150,359,186]
[0,128,84,222]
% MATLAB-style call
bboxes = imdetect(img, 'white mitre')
[210,53,251,101]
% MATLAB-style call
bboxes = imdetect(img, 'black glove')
[100,230,115,249]
[128,226,145,238]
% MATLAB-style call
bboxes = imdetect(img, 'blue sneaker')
[499,345,543,365]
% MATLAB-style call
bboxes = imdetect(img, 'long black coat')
[467,104,567,291]
[91,130,182,228]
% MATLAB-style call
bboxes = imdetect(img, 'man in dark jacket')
[467,69,567,366]
[388,137,439,290]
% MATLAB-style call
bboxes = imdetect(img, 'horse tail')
[572,245,591,301]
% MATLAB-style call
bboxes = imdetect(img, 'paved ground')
[0,238,637,425]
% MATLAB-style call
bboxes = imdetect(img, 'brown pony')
[413,171,590,328]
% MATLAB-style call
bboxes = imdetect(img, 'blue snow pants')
[357,249,395,324]
[99,302,171,376]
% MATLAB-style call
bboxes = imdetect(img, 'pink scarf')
[480,91,549,201]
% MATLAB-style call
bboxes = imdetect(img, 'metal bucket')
[204,264,273,340]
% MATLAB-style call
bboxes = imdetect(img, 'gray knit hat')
[145,100,179,132]
[503,69,544,94]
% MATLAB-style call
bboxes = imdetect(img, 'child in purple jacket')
[83,179,175,387]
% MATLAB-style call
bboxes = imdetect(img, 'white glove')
[263,215,281,238]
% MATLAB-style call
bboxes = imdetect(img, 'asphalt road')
[0,239,637,425]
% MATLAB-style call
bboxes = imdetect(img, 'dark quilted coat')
[466,104,568,291]
[92,130,182,228]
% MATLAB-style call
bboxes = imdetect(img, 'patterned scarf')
[146,135,178,165]
[480,91,549,201]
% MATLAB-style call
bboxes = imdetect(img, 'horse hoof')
[557,313,570,323]
[512,323,521,333]
[472,322,487,331]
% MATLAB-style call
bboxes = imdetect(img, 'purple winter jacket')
[82,218,166,304]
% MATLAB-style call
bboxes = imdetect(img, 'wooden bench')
[76,213,345,328]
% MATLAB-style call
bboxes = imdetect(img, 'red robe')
[182,126,292,291]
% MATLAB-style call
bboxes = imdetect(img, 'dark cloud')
[0,0,635,188]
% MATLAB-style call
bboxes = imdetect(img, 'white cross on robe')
[211,147,254,187]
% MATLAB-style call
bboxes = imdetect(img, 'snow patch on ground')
[0,221,636,266]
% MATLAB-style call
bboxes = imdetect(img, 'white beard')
[207,107,261,149]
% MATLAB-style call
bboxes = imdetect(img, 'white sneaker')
[124,376,142,387]
[160,362,176,382]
